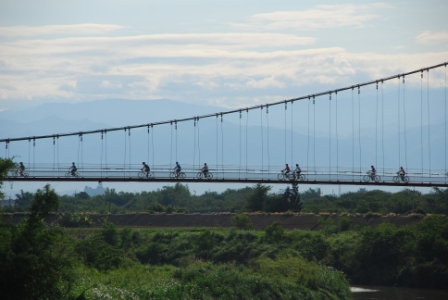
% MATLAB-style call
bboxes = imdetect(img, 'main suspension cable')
[3,62,447,145]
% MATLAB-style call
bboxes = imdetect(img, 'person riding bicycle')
[175,162,181,175]
[398,166,406,180]
[282,164,290,176]
[142,162,150,177]
[18,162,25,176]
[69,162,77,176]
[295,164,301,178]
[368,165,376,180]
[202,163,209,176]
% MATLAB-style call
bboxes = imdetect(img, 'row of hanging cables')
[1,62,447,182]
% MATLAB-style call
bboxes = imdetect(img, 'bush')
[264,221,285,242]
[232,214,254,230]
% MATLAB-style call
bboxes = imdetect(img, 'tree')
[264,184,302,213]
[0,184,76,300]
[75,191,90,199]
[0,158,16,200]
[246,184,271,212]
[15,190,33,207]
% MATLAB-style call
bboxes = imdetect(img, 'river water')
[351,286,448,300]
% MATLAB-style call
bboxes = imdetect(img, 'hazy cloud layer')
[416,31,448,46]
[232,3,390,31]
[0,2,447,108]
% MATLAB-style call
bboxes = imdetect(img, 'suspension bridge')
[2,62,448,187]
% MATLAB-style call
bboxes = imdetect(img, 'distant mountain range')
[1,98,446,173]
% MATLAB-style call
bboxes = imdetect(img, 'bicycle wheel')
[179,172,186,179]
[23,172,29,178]
[65,172,71,178]
[196,172,203,179]
[374,175,381,182]
[299,174,306,181]
[206,172,213,180]
[138,171,145,179]
[277,173,285,180]
[393,176,399,183]
[74,172,80,178]
[148,172,155,179]
[363,175,370,182]
[169,172,176,179]
[10,171,17,178]
[288,173,296,181]
[403,176,410,183]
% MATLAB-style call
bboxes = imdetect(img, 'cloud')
[231,3,388,31]
[0,24,124,37]
[0,23,446,108]
[416,31,448,46]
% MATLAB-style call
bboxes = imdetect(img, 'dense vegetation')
[1,159,448,299]
[5,182,448,216]
[1,186,351,299]
[2,186,448,299]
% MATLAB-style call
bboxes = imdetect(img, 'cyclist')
[282,164,290,176]
[69,162,77,176]
[368,165,376,180]
[142,162,150,177]
[175,162,181,175]
[202,163,209,176]
[18,162,25,176]
[398,166,406,180]
[295,164,301,178]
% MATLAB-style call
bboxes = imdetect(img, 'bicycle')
[393,174,409,183]
[138,170,154,179]
[10,169,29,178]
[196,171,213,180]
[291,172,306,181]
[278,170,294,181]
[170,171,186,179]
[65,170,80,178]
[363,172,381,183]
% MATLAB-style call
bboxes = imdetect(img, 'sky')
[1,0,448,197]
[0,0,447,110]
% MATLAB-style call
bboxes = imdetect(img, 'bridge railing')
[8,163,448,185]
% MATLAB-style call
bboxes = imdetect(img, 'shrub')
[264,221,285,242]
[232,214,254,230]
